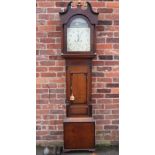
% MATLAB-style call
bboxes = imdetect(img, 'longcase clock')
[59,1,98,152]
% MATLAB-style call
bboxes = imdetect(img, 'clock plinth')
[63,117,95,151]
[59,1,98,152]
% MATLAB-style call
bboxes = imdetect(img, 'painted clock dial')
[67,18,90,52]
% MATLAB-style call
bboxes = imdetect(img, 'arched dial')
[67,17,90,52]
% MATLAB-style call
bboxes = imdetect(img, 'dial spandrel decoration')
[67,18,90,52]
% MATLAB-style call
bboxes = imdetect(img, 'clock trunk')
[66,60,92,117]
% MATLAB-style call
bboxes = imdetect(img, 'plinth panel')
[63,118,95,151]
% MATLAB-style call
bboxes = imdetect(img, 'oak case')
[59,1,99,151]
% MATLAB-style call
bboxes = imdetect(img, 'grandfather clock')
[59,1,98,152]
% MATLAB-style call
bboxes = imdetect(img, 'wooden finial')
[77,0,82,7]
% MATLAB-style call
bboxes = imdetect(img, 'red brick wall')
[36,0,119,146]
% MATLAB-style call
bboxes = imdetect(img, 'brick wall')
[36,0,119,146]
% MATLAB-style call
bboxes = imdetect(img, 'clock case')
[59,1,98,59]
[59,1,99,151]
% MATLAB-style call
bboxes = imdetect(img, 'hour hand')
[78,34,80,42]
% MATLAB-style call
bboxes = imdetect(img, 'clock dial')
[67,28,90,51]
[67,17,90,52]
